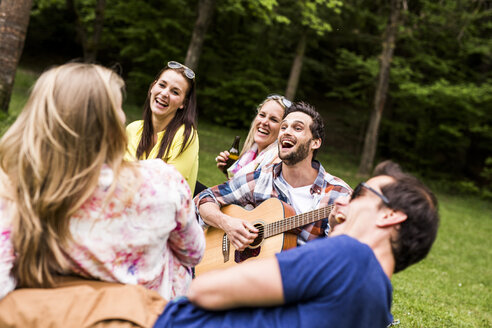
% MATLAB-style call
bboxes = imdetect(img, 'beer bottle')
[222,136,241,173]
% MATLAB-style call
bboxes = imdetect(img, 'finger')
[243,221,259,233]
[231,238,247,251]
[236,226,256,241]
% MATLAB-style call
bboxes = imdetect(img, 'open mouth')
[257,127,270,136]
[155,98,169,108]
[335,213,346,224]
[280,138,295,149]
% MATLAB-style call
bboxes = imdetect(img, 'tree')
[184,0,216,71]
[0,0,33,112]
[283,0,342,100]
[285,30,307,100]
[357,0,403,176]
[65,0,106,63]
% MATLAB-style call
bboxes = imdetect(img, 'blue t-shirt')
[154,235,393,328]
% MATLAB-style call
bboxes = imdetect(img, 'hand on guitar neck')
[199,202,259,251]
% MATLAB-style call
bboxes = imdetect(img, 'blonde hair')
[240,98,286,156]
[0,63,128,288]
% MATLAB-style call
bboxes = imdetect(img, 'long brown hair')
[136,66,197,160]
[0,63,128,287]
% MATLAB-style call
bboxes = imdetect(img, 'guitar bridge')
[222,233,230,263]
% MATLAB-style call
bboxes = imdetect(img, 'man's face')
[330,175,394,237]
[277,112,320,166]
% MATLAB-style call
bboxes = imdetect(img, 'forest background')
[0,0,491,326]
[1,0,491,197]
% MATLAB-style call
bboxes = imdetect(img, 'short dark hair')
[284,102,324,159]
[374,161,440,273]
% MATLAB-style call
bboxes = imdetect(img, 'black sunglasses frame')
[351,182,391,207]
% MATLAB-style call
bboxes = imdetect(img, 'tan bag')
[0,277,167,328]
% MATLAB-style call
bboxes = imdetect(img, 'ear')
[311,138,321,150]
[376,209,407,228]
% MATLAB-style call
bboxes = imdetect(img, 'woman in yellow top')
[126,61,199,194]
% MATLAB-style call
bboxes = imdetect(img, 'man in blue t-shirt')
[154,161,440,328]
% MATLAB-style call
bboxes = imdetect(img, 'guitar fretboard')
[264,205,334,238]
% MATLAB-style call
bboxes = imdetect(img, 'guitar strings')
[251,205,334,237]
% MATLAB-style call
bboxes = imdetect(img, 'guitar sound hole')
[249,223,264,248]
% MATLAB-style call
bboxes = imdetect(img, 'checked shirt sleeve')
[193,171,258,226]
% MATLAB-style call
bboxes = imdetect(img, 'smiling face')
[149,69,189,129]
[278,111,320,166]
[253,100,284,152]
[330,175,395,237]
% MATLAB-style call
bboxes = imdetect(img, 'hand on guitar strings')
[221,216,259,251]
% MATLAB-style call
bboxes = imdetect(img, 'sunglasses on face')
[267,94,292,109]
[167,61,195,80]
[351,182,391,207]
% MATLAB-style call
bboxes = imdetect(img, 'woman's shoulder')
[135,159,187,184]
[175,124,197,136]
[172,125,198,145]
[134,160,190,199]
[126,120,144,133]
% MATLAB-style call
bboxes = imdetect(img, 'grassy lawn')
[5,67,492,327]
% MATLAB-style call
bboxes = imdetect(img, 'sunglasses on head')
[267,94,292,109]
[167,61,195,80]
[351,182,391,207]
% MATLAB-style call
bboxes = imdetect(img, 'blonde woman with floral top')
[0,63,204,301]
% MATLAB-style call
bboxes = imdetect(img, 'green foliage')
[300,0,342,36]
[199,70,270,127]
[18,0,492,194]
[2,69,39,137]
[387,79,492,185]
[0,111,16,138]
[325,48,378,107]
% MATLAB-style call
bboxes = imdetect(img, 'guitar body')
[195,198,297,276]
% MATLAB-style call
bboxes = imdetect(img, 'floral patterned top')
[0,159,205,301]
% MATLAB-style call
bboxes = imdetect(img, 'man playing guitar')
[195,102,351,251]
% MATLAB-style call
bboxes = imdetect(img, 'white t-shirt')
[279,173,315,214]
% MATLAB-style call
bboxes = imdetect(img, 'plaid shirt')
[195,161,352,245]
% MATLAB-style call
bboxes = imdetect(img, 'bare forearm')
[198,202,227,229]
[198,202,258,250]
[187,257,284,310]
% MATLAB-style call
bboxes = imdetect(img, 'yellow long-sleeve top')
[126,120,199,194]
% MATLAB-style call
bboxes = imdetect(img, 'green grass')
[5,67,492,327]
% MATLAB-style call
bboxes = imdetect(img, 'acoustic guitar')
[195,198,334,275]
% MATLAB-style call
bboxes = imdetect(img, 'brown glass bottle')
[222,136,241,173]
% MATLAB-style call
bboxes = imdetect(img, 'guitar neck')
[264,205,334,238]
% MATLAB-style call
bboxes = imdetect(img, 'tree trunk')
[66,0,106,63]
[184,0,216,71]
[85,0,106,63]
[285,30,307,101]
[357,0,401,176]
[0,0,33,112]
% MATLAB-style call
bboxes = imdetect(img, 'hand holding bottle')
[215,136,241,175]
[215,150,230,171]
